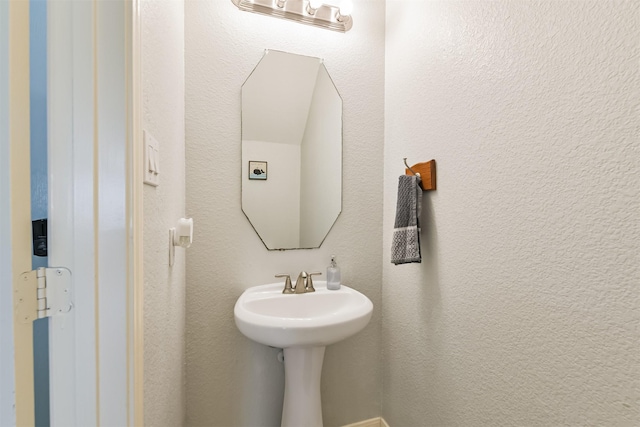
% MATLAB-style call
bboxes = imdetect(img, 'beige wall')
[142,1,639,425]
[383,1,640,426]
[184,1,385,426]
[142,0,186,425]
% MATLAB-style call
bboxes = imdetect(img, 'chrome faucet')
[275,271,322,294]
[294,272,308,294]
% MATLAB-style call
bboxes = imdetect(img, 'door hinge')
[16,267,73,323]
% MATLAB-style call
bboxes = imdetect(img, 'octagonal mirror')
[241,50,342,250]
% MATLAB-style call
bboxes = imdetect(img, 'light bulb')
[338,0,353,16]
[307,0,322,15]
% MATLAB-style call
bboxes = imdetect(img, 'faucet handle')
[306,272,322,293]
[275,274,293,294]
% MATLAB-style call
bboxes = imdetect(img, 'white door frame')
[47,0,94,424]
[130,0,145,422]
[2,0,143,425]
[47,0,144,425]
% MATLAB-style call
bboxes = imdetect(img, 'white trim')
[49,1,137,424]
[70,2,99,423]
[129,0,145,424]
[48,0,98,424]
[47,1,78,424]
[342,417,390,427]
[96,1,130,424]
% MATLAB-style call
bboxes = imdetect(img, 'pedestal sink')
[234,281,373,427]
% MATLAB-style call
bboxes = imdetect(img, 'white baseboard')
[342,417,390,427]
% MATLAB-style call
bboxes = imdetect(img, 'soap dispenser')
[327,255,341,290]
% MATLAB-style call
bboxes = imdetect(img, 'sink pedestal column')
[281,346,325,427]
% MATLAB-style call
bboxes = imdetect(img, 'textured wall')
[185,1,385,425]
[383,1,640,426]
[142,0,186,425]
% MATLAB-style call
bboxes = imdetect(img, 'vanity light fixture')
[231,0,353,32]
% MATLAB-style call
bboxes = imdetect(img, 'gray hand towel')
[391,175,422,264]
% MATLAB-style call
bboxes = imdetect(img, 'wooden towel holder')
[404,158,436,191]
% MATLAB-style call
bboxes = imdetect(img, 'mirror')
[242,50,342,250]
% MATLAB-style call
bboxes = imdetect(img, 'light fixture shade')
[309,0,323,9]
[231,0,353,32]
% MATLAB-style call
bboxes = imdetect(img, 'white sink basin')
[234,280,373,426]
[234,281,373,348]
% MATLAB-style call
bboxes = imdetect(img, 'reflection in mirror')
[242,50,342,250]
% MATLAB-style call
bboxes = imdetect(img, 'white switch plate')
[143,130,160,187]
